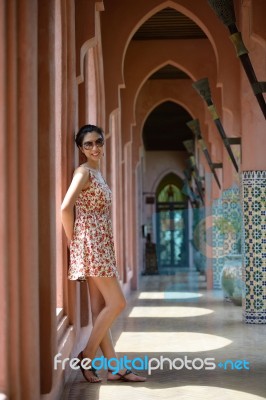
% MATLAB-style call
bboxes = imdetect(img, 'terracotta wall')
[100,0,243,290]
[100,0,266,292]
[1,0,266,398]
[0,0,40,398]
[240,0,266,171]
[0,0,112,398]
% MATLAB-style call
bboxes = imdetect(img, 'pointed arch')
[121,1,219,83]
[151,169,185,194]
[140,97,194,136]
[133,60,196,124]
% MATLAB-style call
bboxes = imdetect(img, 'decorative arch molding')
[151,169,184,194]
[121,1,220,83]
[156,172,185,194]
[94,42,106,128]
[138,59,195,88]
[244,0,266,50]
[241,0,266,95]
[132,60,196,123]
[140,97,194,136]
[250,29,266,51]
[76,38,96,85]
[129,85,214,171]
[103,0,239,124]
[76,3,104,84]
[121,42,217,140]
[130,91,205,166]
[222,107,234,133]
[75,5,106,129]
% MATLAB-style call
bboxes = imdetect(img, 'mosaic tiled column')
[212,197,224,288]
[222,185,241,256]
[242,171,266,324]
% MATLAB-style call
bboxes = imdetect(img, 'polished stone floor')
[62,273,266,400]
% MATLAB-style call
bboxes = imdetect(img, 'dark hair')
[75,124,104,148]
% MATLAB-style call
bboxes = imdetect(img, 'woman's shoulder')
[72,164,92,190]
[74,163,90,174]
[73,164,92,181]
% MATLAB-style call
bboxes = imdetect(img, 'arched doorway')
[156,173,189,273]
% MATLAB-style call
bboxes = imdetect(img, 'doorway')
[156,182,189,272]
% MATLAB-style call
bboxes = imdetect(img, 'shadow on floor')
[62,273,266,400]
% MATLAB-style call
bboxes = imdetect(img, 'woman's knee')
[90,276,127,314]
[119,296,127,311]
[91,296,126,317]
[110,296,127,315]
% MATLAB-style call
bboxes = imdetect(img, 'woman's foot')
[78,351,102,383]
[107,368,147,382]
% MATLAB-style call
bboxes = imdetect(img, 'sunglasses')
[82,138,104,150]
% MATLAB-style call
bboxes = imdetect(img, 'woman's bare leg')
[82,276,126,359]
[78,278,121,382]
[87,278,117,360]
[85,277,146,382]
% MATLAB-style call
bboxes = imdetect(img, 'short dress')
[68,166,120,280]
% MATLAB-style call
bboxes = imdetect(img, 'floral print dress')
[68,166,120,280]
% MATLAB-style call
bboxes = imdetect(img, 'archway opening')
[143,100,193,151]
[155,173,189,273]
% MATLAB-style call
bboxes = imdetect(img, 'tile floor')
[62,273,266,400]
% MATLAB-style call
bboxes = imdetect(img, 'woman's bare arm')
[61,167,90,241]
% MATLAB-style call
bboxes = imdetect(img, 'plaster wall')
[1,0,266,397]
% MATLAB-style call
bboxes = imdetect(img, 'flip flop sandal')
[78,351,102,383]
[107,369,143,382]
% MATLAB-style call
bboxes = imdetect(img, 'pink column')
[0,1,8,397]
[0,1,41,397]
[38,0,58,393]
[17,0,40,398]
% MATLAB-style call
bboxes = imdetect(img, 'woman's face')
[81,131,104,162]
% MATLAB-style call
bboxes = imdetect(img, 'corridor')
[1,1,266,399]
[62,274,266,400]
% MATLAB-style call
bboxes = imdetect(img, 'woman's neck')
[85,161,100,171]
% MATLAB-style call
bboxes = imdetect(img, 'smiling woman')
[61,124,147,384]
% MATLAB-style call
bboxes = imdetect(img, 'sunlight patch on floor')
[98,385,264,400]
[115,332,232,352]
[138,292,203,300]
[128,306,213,318]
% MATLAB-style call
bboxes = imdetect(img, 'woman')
[61,124,146,383]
